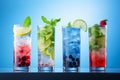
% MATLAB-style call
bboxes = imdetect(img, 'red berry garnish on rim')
[100,19,108,27]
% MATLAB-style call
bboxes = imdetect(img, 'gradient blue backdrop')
[0,0,120,72]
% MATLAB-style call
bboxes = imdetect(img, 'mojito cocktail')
[89,20,107,71]
[63,19,87,72]
[13,16,31,72]
[38,16,60,72]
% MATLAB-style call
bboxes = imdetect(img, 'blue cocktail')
[62,27,80,72]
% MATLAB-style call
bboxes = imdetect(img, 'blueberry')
[72,58,75,61]
[76,58,79,61]
[68,62,73,67]
[69,62,72,65]
[69,65,73,67]
[69,55,73,59]
[74,65,78,67]
[73,62,76,65]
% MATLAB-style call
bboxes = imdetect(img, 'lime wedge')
[14,26,31,36]
[72,19,87,32]
[49,48,54,60]
[46,48,54,60]
[45,33,52,40]
[43,49,51,56]
[42,47,54,60]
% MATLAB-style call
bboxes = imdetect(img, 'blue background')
[0,0,120,72]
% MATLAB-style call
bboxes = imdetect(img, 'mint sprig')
[50,18,61,26]
[67,22,71,27]
[41,16,61,27]
[23,16,31,27]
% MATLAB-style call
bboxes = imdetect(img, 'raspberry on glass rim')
[100,19,108,27]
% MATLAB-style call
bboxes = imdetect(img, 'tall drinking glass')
[38,25,54,72]
[89,24,106,71]
[62,27,80,72]
[13,24,31,72]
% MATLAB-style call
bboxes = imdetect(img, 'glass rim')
[37,25,44,27]
[62,26,81,30]
[13,24,31,28]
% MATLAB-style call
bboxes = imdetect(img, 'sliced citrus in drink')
[43,49,51,56]
[72,19,87,32]
[38,39,51,51]
[45,28,53,40]
[45,32,52,40]
[49,49,54,60]
[97,36,105,48]
[14,26,31,36]
[48,45,54,60]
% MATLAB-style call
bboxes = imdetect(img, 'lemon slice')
[14,26,31,36]
[72,19,87,32]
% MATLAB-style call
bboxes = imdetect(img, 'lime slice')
[38,39,51,51]
[72,19,87,32]
[14,26,31,36]
[38,27,46,39]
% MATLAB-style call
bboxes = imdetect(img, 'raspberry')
[22,56,27,61]
[100,19,107,27]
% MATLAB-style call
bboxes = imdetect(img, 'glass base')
[38,66,54,72]
[14,66,29,72]
[90,67,106,72]
[63,67,79,72]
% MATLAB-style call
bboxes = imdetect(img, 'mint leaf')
[50,19,54,26]
[50,18,61,26]
[41,16,51,24]
[41,16,61,27]
[23,16,31,27]
[67,22,71,27]
[54,18,61,23]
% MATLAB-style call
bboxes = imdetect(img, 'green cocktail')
[38,16,60,72]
